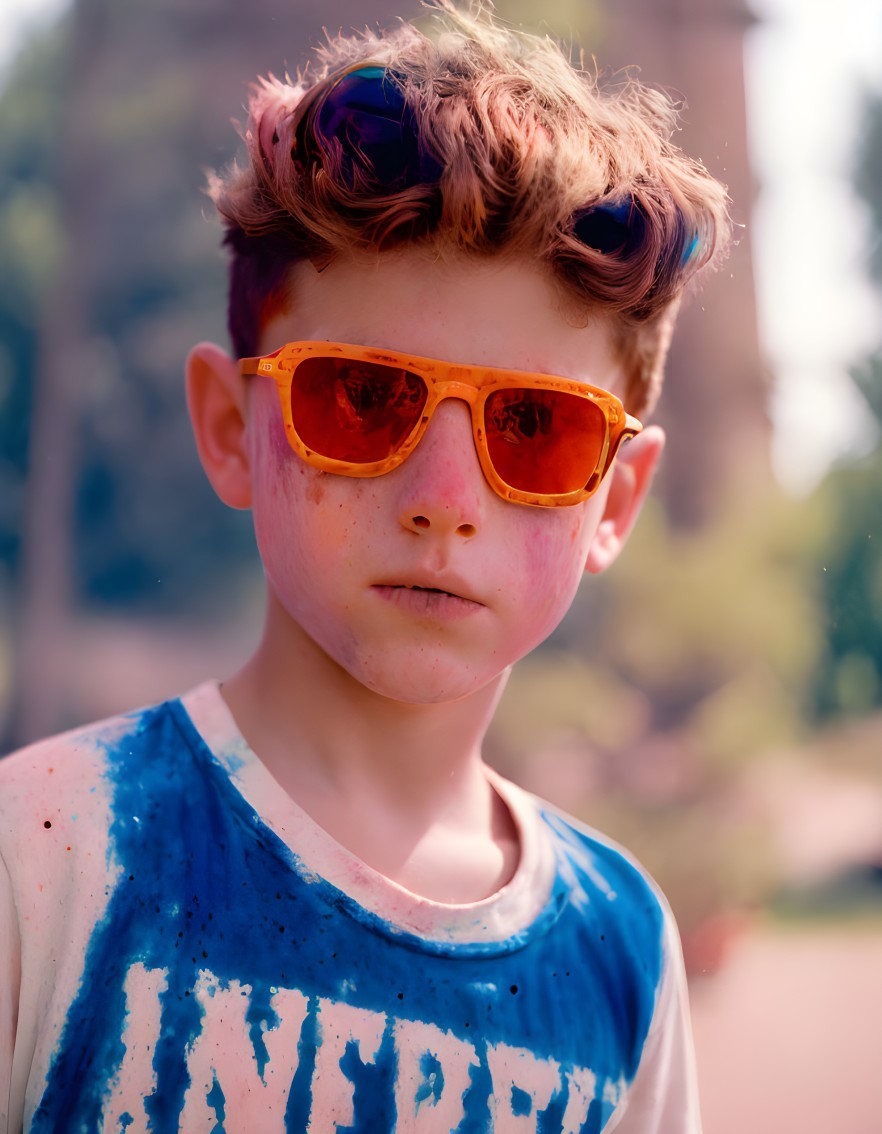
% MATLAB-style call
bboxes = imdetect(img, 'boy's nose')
[395,399,485,539]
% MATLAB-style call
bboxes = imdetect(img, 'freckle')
[66,846,71,852]
[43,820,52,829]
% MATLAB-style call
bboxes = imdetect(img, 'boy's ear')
[584,425,665,575]
[186,342,253,510]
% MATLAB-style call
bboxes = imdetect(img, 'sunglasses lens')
[292,358,427,462]
[485,388,608,495]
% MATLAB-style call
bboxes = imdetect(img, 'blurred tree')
[0,22,68,743]
[809,92,882,721]
[0,26,65,580]
[10,0,111,745]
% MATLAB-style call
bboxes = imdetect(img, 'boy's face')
[198,251,661,705]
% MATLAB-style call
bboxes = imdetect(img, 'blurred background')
[1,0,880,1129]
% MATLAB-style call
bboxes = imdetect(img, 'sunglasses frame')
[240,340,642,508]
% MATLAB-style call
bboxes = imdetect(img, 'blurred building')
[596,0,771,527]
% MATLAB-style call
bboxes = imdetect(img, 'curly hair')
[208,1,732,415]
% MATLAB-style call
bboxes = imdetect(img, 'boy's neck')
[219,593,519,904]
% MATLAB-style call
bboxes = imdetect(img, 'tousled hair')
[208,1,732,415]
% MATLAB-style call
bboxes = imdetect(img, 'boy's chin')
[352,659,509,708]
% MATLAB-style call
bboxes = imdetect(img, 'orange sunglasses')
[240,341,642,508]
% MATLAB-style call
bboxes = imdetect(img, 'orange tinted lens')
[484,388,607,494]
[292,357,427,462]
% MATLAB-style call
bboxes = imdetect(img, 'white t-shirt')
[0,683,701,1132]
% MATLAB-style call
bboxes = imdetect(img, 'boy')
[0,3,730,1131]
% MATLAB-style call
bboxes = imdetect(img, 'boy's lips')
[371,575,485,617]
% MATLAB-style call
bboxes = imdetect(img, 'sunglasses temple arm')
[616,416,644,454]
[598,415,643,479]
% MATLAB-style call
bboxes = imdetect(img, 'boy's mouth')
[372,581,484,616]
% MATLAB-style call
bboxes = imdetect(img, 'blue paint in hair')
[681,230,701,266]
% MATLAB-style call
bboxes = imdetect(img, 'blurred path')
[690,926,882,1134]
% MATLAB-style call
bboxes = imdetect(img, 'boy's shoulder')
[0,697,175,818]
[0,708,128,834]
[521,783,673,963]
[0,696,197,899]
[508,772,670,923]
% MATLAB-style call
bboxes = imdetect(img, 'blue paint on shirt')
[206,1071,225,1133]
[32,698,665,1132]
[511,1084,533,1117]
[416,1050,444,1108]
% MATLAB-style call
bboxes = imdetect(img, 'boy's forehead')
[258,251,625,392]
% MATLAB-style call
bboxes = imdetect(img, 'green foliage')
[851,349,882,426]
[812,439,882,720]
[568,489,823,753]
[0,6,257,615]
[0,26,66,571]
[808,88,882,721]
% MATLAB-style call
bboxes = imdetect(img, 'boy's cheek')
[515,506,599,591]
[253,461,374,574]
